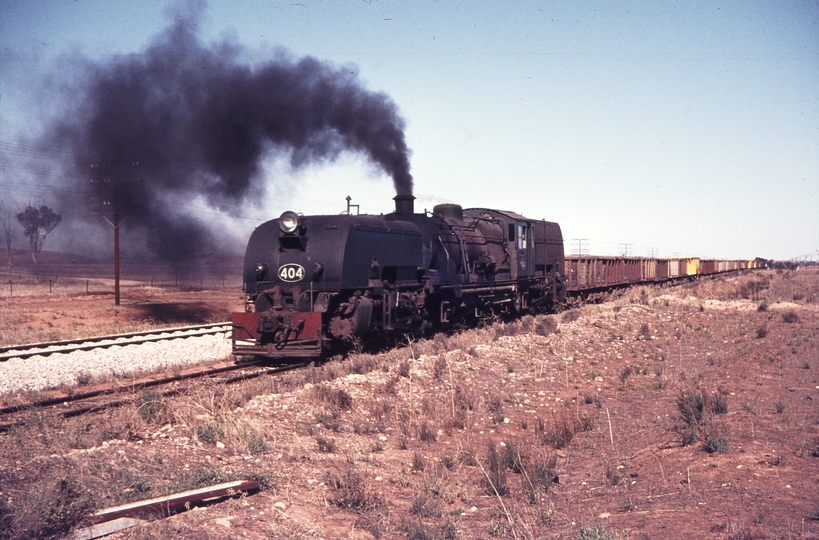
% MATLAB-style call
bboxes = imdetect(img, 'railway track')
[0,358,311,432]
[0,322,232,362]
[0,322,313,432]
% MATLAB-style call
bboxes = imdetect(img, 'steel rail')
[0,322,232,362]
[0,360,311,432]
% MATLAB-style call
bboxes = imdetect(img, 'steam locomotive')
[232,195,566,358]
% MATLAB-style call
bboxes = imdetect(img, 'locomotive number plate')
[278,263,305,282]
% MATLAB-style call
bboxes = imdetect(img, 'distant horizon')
[1,1,817,261]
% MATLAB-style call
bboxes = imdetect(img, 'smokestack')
[393,195,416,215]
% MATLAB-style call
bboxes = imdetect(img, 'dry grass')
[1,269,818,538]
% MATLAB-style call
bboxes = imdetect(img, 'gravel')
[0,332,233,395]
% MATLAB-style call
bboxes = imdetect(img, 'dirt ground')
[1,268,818,539]
[0,283,243,347]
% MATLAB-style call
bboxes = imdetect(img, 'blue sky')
[1,0,817,261]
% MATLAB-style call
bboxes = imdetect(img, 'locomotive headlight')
[255,263,268,280]
[279,211,299,234]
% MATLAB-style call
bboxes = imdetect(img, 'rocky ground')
[1,268,818,539]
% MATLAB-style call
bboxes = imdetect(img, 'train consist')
[232,196,760,359]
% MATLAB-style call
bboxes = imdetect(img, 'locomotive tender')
[232,195,566,358]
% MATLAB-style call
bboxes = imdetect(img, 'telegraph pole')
[91,161,137,306]
[571,238,589,256]
[619,243,633,257]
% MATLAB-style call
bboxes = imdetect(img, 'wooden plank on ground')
[90,479,259,523]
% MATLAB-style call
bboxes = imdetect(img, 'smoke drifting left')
[41,9,413,264]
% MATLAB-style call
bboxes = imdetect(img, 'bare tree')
[16,205,61,280]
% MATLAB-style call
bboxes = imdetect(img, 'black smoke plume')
[44,10,412,263]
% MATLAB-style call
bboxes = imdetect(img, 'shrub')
[433,356,448,380]
[194,421,224,444]
[522,452,557,504]
[317,437,336,453]
[675,389,709,446]
[412,452,426,472]
[756,325,768,339]
[562,309,582,323]
[578,524,623,540]
[619,365,633,384]
[4,475,94,539]
[314,384,353,410]
[137,390,167,423]
[711,393,728,414]
[535,316,558,337]
[705,429,729,454]
[782,310,799,324]
[537,413,578,449]
[604,461,623,486]
[484,444,508,496]
[418,422,438,443]
[488,395,505,424]
[325,466,378,514]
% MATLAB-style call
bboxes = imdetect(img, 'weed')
[605,462,623,486]
[172,467,231,492]
[488,520,508,537]
[383,374,400,395]
[441,455,455,470]
[137,390,167,423]
[76,371,94,386]
[454,386,476,411]
[410,491,442,519]
[562,309,582,323]
[578,524,624,540]
[402,517,457,540]
[782,310,799,324]
[315,410,342,432]
[639,323,651,339]
[3,474,95,539]
[537,413,578,449]
[619,365,633,384]
[536,316,558,336]
[675,389,708,446]
[412,452,426,472]
[371,441,385,452]
[247,434,268,454]
[756,325,768,339]
[314,384,353,410]
[711,393,728,414]
[325,466,378,514]
[316,437,336,453]
[522,452,557,504]
[194,420,224,444]
[418,422,438,443]
[705,430,730,454]
[488,395,505,424]
[433,356,448,380]
[757,302,768,312]
[774,401,786,414]
[484,444,508,496]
